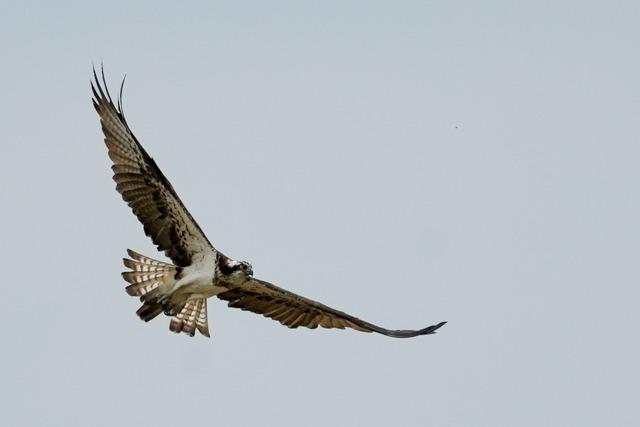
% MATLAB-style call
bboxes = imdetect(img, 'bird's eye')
[236,262,249,271]
[241,262,253,275]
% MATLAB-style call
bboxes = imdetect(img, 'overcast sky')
[2,1,639,426]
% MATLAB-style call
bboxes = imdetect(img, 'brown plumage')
[93,66,446,338]
[92,70,212,267]
[169,299,209,337]
[219,279,446,338]
[121,249,177,297]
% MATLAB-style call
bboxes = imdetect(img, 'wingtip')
[372,320,448,338]
[421,321,447,335]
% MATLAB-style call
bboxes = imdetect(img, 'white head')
[219,258,253,284]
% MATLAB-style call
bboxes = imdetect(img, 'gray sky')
[2,1,639,426]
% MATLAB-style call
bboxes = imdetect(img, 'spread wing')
[92,68,213,266]
[218,278,446,338]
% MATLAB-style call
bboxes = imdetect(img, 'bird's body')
[160,255,220,304]
[92,67,446,338]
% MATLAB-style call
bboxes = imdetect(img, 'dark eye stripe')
[217,253,235,275]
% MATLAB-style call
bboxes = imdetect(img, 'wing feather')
[218,278,446,338]
[92,67,213,266]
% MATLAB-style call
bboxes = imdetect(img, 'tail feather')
[123,258,174,273]
[123,249,177,323]
[170,299,210,337]
[121,249,179,297]
[121,249,210,337]
[136,302,163,322]
[126,249,172,266]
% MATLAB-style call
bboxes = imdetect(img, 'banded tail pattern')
[121,249,211,337]
[122,249,177,297]
[170,299,210,337]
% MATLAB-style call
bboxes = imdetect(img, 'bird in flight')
[92,67,446,338]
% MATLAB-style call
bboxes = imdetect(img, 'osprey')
[92,68,446,338]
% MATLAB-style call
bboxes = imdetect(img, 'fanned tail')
[121,249,210,337]
[122,249,178,322]
[122,249,178,296]
[170,299,210,337]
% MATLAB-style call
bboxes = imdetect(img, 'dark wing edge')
[218,278,447,338]
[91,65,214,266]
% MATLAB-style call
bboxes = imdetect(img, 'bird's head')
[236,261,253,277]
[222,259,253,284]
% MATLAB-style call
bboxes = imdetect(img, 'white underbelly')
[172,263,226,301]
[181,282,227,299]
